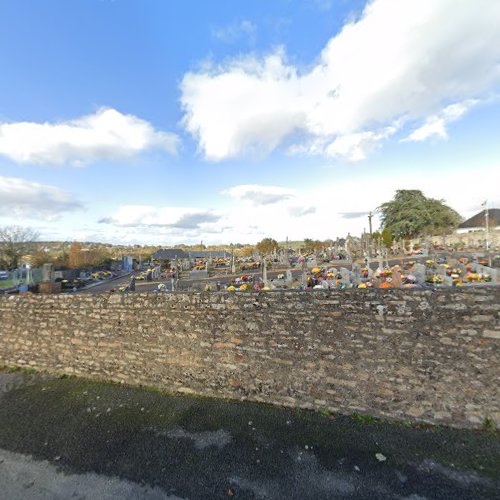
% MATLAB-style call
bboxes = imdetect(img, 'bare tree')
[0,226,39,270]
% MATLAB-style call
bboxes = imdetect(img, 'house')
[456,209,500,234]
[187,250,231,260]
[152,249,190,260]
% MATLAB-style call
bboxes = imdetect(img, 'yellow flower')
[227,286,236,291]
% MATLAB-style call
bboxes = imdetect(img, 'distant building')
[152,249,190,260]
[187,250,231,260]
[456,209,500,234]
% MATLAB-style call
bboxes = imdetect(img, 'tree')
[239,246,256,258]
[255,238,279,256]
[69,242,84,268]
[303,238,327,253]
[378,190,462,239]
[381,228,393,248]
[0,226,39,270]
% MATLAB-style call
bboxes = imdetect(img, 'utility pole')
[484,201,491,267]
[485,202,489,251]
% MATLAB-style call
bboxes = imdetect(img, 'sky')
[1,0,500,246]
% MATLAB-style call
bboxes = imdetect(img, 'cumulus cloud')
[212,19,257,44]
[340,211,369,219]
[223,184,296,205]
[99,205,221,230]
[0,176,83,219]
[288,206,316,217]
[0,108,180,166]
[403,100,478,142]
[181,0,500,161]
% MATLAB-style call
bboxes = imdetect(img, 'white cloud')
[99,205,221,230]
[212,19,257,44]
[0,108,180,166]
[288,205,316,217]
[324,127,396,161]
[181,0,500,161]
[223,184,295,205]
[403,100,478,142]
[44,162,497,246]
[0,176,83,219]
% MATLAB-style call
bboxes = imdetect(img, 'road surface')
[0,372,498,499]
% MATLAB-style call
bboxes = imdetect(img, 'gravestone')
[42,263,54,283]
[413,263,426,284]
[392,269,403,288]
[436,265,447,276]
[339,267,351,285]
[307,257,318,269]
[443,276,453,286]
[301,260,308,286]
[351,264,361,285]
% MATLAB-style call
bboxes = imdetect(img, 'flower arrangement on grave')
[446,267,462,276]
[459,257,469,264]
[379,269,392,278]
[466,273,491,282]
[358,283,367,288]
[240,283,249,290]
[227,286,236,291]
[361,267,369,278]
[379,281,392,288]
[253,284,260,291]
[312,267,321,274]
[426,274,443,284]
[425,260,435,267]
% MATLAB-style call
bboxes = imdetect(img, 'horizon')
[1,0,500,246]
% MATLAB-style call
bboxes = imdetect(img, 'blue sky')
[1,0,499,245]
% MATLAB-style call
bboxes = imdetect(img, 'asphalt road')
[0,372,498,499]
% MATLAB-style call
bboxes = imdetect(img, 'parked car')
[0,271,8,280]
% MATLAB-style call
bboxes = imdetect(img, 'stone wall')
[411,229,500,248]
[1,288,499,428]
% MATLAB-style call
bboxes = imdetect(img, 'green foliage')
[483,417,496,432]
[352,412,376,424]
[255,238,279,256]
[303,238,327,253]
[318,408,331,417]
[378,190,462,239]
[381,228,393,248]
